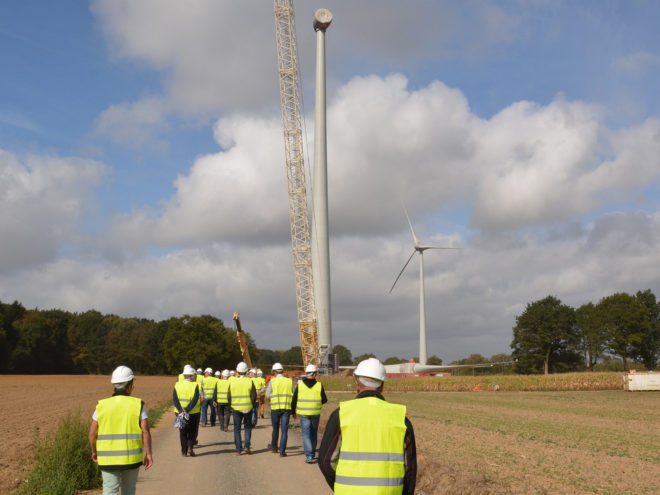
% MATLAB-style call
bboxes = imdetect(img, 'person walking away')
[248,368,260,427]
[318,357,417,494]
[228,361,257,455]
[255,369,267,419]
[173,365,201,456]
[89,365,153,495]
[266,362,293,456]
[216,369,231,432]
[200,367,217,427]
[292,364,327,463]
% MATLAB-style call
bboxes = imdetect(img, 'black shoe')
[188,449,196,457]
[280,452,287,457]
[267,444,278,453]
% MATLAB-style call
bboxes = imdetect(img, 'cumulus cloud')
[0,150,106,272]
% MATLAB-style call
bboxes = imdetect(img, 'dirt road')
[125,413,332,494]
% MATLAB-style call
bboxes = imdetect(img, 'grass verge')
[17,401,172,495]
[17,412,100,495]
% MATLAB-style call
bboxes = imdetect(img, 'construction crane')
[274,0,319,368]
[233,312,253,368]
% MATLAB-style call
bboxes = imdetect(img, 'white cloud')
[0,150,106,271]
[614,51,660,77]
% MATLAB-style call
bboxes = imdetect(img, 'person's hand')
[91,452,98,463]
[143,453,153,470]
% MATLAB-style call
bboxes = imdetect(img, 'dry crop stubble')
[0,375,174,494]
[321,390,660,495]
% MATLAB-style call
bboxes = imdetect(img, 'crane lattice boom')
[274,0,319,368]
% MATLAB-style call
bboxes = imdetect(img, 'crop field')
[0,375,175,494]
[320,390,660,494]
[2,374,659,494]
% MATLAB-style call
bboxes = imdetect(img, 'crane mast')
[274,0,319,368]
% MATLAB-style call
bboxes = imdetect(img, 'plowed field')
[0,375,174,494]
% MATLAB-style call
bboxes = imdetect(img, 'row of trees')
[511,290,660,374]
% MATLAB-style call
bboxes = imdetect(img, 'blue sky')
[1,1,660,364]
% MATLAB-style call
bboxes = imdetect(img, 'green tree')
[383,356,407,365]
[634,289,660,370]
[280,346,303,367]
[575,302,605,371]
[426,355,443,365]
[598,293,648,371]
[67,310,110,373]
[332,344,353,366]
[353,353,377,365]
[511,295,578,375]
[0,300,26,372]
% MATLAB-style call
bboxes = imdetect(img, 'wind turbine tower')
[389,208,460,365]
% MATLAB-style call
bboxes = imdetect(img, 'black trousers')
[178,412,200,454]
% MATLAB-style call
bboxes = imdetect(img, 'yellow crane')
[233,312,253,368]
[273,0,319,368]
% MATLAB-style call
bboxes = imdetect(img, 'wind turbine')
[389,207,460,365]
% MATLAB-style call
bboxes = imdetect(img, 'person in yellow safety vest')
[265,362,293,456]
[318,358,417,494]
[215,369,231,432]
[227,361,257,455]
[255,369,267,419]
[89,365,153,495]
[173,365,202,457]
[177,363,194,382]
[200,367,217,427]
[291,364,328,463]
[248,368,260,427]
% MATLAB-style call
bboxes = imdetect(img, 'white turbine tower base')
[389,207,460,365]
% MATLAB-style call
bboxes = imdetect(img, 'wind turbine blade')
[389,249,416,294]
[402,204,419,245]
[419,246,462,251]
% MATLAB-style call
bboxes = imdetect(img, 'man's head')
[248,368,256,377]
[204,367,212,376]
[222,369,230,378]
[256,369,263,377]
[183,364,197,381]
[305,364,317,378]
[236,362,249,375]
[354,358,387,393]
[272,362,284,374]
[196,368,203,375]
[111,365,135,394]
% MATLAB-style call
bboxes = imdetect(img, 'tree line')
[511,289,660,374]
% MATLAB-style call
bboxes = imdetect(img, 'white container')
[623,372,660,391]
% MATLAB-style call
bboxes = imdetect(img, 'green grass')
[17,401,171,495]
[321,390,660,494]
[320,371,624,392]
[17,412,100,495]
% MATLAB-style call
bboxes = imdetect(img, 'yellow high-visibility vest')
[216,379,230,404]
[295,381,322,416]
[201,375,217,399]
[269,376,293,410]
[252,376,266,395]
[174,380,201,414]
[229,377,253,412]
[95,395,144,467]
[335,397,406,495]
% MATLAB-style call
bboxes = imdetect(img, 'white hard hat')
[214,370,220,376]
[272,362,284,372]
[183,364,197,376]
[111,365,135,384]
[305,364,317,374]
[256,370,263,376]
[236,362,249,374]
[354,357,387,383]
[196,368,202,374]
[222,369,230,377]
[230,370,235,375]
[205,367,212,373]
[248,368,256,374]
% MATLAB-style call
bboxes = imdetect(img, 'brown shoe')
[188,449,195,457]
[280,452,287,457]
[267,444,278,453]
[244,448,252,455]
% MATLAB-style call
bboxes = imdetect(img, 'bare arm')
[88,420,99,464]
[141,418,153,470]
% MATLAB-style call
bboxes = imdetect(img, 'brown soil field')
[0,374,174,494]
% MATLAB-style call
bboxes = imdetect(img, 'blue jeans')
[101,467,139,495]
[232,409,253,452]
[270,409,290,453]
[201,398,216,425]
[299,414,320,458]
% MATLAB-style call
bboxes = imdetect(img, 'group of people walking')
[89,357,417,494]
